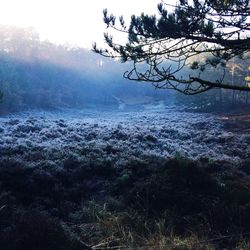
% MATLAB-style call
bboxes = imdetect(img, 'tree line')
[0,25,171,113]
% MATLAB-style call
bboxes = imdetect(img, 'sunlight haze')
[0,0,164,48]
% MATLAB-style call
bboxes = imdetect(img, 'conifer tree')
[94,0,250,94]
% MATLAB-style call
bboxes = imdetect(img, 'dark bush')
[121,158,221,215]
[0,211,79,250]
[208,175,250,234]
[239,158,250,175]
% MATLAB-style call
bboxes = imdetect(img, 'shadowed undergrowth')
[0,156,249,249]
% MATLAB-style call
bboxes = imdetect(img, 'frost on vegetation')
[0,108,249,168]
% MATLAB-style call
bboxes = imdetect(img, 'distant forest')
[0,25,249,113]
[0,25,172,113]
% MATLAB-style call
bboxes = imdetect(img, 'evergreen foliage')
[94,0,250,94]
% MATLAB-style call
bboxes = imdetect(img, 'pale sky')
[0,0,168,48]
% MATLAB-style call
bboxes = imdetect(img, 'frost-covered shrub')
[0,108,249,165]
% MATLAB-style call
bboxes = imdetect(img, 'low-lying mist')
[0,25,174,114]
[0,25,249,115]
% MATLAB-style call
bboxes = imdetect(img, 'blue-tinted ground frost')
[0,107,249,168]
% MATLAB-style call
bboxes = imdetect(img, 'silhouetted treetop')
[93,0,250,94]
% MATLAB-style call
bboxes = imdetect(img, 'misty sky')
[0,0,174,48]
